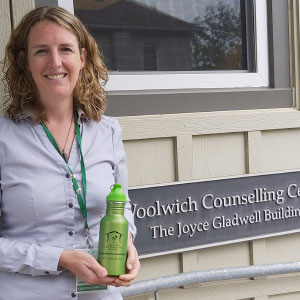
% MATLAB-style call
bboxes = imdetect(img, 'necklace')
[56,116,73,162]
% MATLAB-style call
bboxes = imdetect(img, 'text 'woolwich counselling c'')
[129,171,300,256]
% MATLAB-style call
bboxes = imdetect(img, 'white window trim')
[68,0,268,92]
[58,0,74,14]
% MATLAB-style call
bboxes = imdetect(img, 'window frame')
[71,0,268,92]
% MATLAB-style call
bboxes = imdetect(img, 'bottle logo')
[106,231,123,243]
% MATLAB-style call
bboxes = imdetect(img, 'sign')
[129,170,300,257]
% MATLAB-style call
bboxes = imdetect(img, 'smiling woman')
[2,6,108,123]
[26,20,86,111]
[0,6,139,300]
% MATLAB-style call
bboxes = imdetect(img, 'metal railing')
[120,261,300,299]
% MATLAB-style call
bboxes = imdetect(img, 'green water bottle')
[98,183,128,276]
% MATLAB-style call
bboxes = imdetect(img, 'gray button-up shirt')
[0,114,136,299]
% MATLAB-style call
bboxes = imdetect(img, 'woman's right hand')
[58,250,116,285]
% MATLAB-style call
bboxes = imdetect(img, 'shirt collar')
[16,111,32,121]
[76,108,88,122]
[15,107,88,123]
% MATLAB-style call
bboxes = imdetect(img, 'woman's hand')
[113,233,140,287]
[58,250,116,285]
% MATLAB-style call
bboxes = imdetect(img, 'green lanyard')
[41,112,91,248]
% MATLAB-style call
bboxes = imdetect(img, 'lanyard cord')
[41,112,90,246]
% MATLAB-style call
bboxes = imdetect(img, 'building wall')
[0,0,35,115]
[1,1,300,300]
[120,2,300,286]
[0,0,12,114]
[119,108,300,299]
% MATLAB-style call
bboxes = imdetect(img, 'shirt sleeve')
[112,118,137,239]
[0,147,64,276]
[0,238,64,276]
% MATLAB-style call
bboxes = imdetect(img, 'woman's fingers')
[113,241,140,287]
[59,250,116,285]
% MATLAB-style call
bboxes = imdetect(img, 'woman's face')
[27,20,86,107]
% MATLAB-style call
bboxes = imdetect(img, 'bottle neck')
[106,201,125,215]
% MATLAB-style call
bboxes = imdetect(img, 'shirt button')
[68,231,73,236]
[44,271,50,275]
[71,292,76,297]
[65,173,70,178]
[68,203,73,208]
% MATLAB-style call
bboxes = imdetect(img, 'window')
[76,0,246,72]
[72,0,268,91]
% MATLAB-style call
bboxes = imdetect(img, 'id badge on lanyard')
[74,247,107,293]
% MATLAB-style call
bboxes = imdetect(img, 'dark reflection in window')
[74,0,247,72]
[143,46,157,70]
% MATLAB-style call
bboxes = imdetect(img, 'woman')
[0,6,139,300]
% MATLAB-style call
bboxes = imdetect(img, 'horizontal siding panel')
[118,108,300,141]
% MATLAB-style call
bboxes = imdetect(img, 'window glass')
[74,0,247,72]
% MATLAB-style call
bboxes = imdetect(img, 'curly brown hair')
[1,6,108,122]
